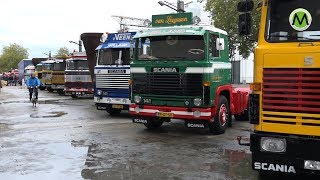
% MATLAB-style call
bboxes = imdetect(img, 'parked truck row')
[13,0,320,176]
[30,52,94,98]
[81,12,250,135]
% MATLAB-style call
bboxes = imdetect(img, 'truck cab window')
[266,0,320,42]
[98,49,130,65]
[136,35,205,61]
[210,34,220,58]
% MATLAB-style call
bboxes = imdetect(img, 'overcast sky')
[0,0,210,58]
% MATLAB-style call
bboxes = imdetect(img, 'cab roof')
[134,25,227,38]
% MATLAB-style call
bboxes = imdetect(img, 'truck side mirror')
[237,0,254,12]
[130,47,134,60]
[130,39,134,59]
[238,13,252,36]
[216,38,225,51]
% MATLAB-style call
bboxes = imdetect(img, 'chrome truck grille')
[132,73,203,96]
[96,73,130,89]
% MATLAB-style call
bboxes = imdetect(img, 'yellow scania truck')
[238,0,320,176]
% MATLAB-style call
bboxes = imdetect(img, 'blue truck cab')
[94,32,136,115]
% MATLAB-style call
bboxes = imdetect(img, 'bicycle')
[30,87,38,107]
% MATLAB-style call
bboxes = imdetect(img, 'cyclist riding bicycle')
[26,72,40,101]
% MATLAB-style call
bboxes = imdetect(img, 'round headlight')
[193,98,202,106]
[97,90,102,95]
[261,137,286,152]
[134,95,142,103]
[134,107,140,113]
[193,110,201,118]
[185,101,190,106]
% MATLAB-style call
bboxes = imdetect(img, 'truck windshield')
[266,0,320,42]
[66,60,89,70]
[43,64,53,70]
[53,62,66,71]
[36,65,43,71]
[25,69,34,74]
[98,49,130,65]
[135,35,205,60]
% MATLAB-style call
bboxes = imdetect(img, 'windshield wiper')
[156,56,187,60]
[139,56,158,60]
[268,34,315,41]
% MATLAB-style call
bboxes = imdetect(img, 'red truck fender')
[212,85,250,116]
[231,87,250,115]
[212,85,233,117]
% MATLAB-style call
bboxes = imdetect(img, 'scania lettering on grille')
[108,70,126,73]
[152,67,179,73]
[254,162,296,173]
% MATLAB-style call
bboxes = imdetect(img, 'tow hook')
[237,136,250,146]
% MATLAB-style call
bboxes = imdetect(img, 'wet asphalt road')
[0,86,318,180]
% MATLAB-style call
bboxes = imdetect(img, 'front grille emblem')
[304,56,314,66]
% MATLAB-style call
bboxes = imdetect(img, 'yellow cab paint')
[253,0,320,136]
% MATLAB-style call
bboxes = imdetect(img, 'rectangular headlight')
[260,137,286,153]
[305,160,320,171]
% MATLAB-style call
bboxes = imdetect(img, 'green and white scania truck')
[129,12,250,134]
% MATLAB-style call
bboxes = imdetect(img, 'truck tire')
[71,94,78,99]
[39,86,46,90]
[234,110,249,121]
[209,95,230,134]
[57,90,64,95]
[106,105,122,116]
[144,118,164,129]
[47,88,54,92]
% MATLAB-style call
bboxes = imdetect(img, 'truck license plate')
[156,112,173,118]
[112,105,123,109]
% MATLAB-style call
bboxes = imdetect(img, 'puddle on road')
[223,149,256,179]
[1,99,67,105]
[0,142,88,180]
[30,111,68,118]
[0,123,10,132]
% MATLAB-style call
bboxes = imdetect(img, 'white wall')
[234,52,254,84]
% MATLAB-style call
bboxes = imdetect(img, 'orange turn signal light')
[203,81,210,87]
[128,79,132,85]
[250,83,262,91]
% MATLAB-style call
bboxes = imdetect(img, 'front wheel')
[106,105,122,116]
[57,90,64,95]
[144,118,164,129]
[234,110,248,121]
[71,94,78,99]
[47,88,54,92]
[209,95,230,134]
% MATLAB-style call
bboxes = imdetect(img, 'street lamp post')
[158,0,193,13]
[69,40,83,52]
[44,51,52,58]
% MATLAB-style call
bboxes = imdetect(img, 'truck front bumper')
[51,84,64,90]
[251,132,320,175]
[65,88,93,94]
[94,97,130,110]
[129,104,212,120]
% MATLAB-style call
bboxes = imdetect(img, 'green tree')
[0,43,29,72]
[202,0,261,59]
[55,47,70,58]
